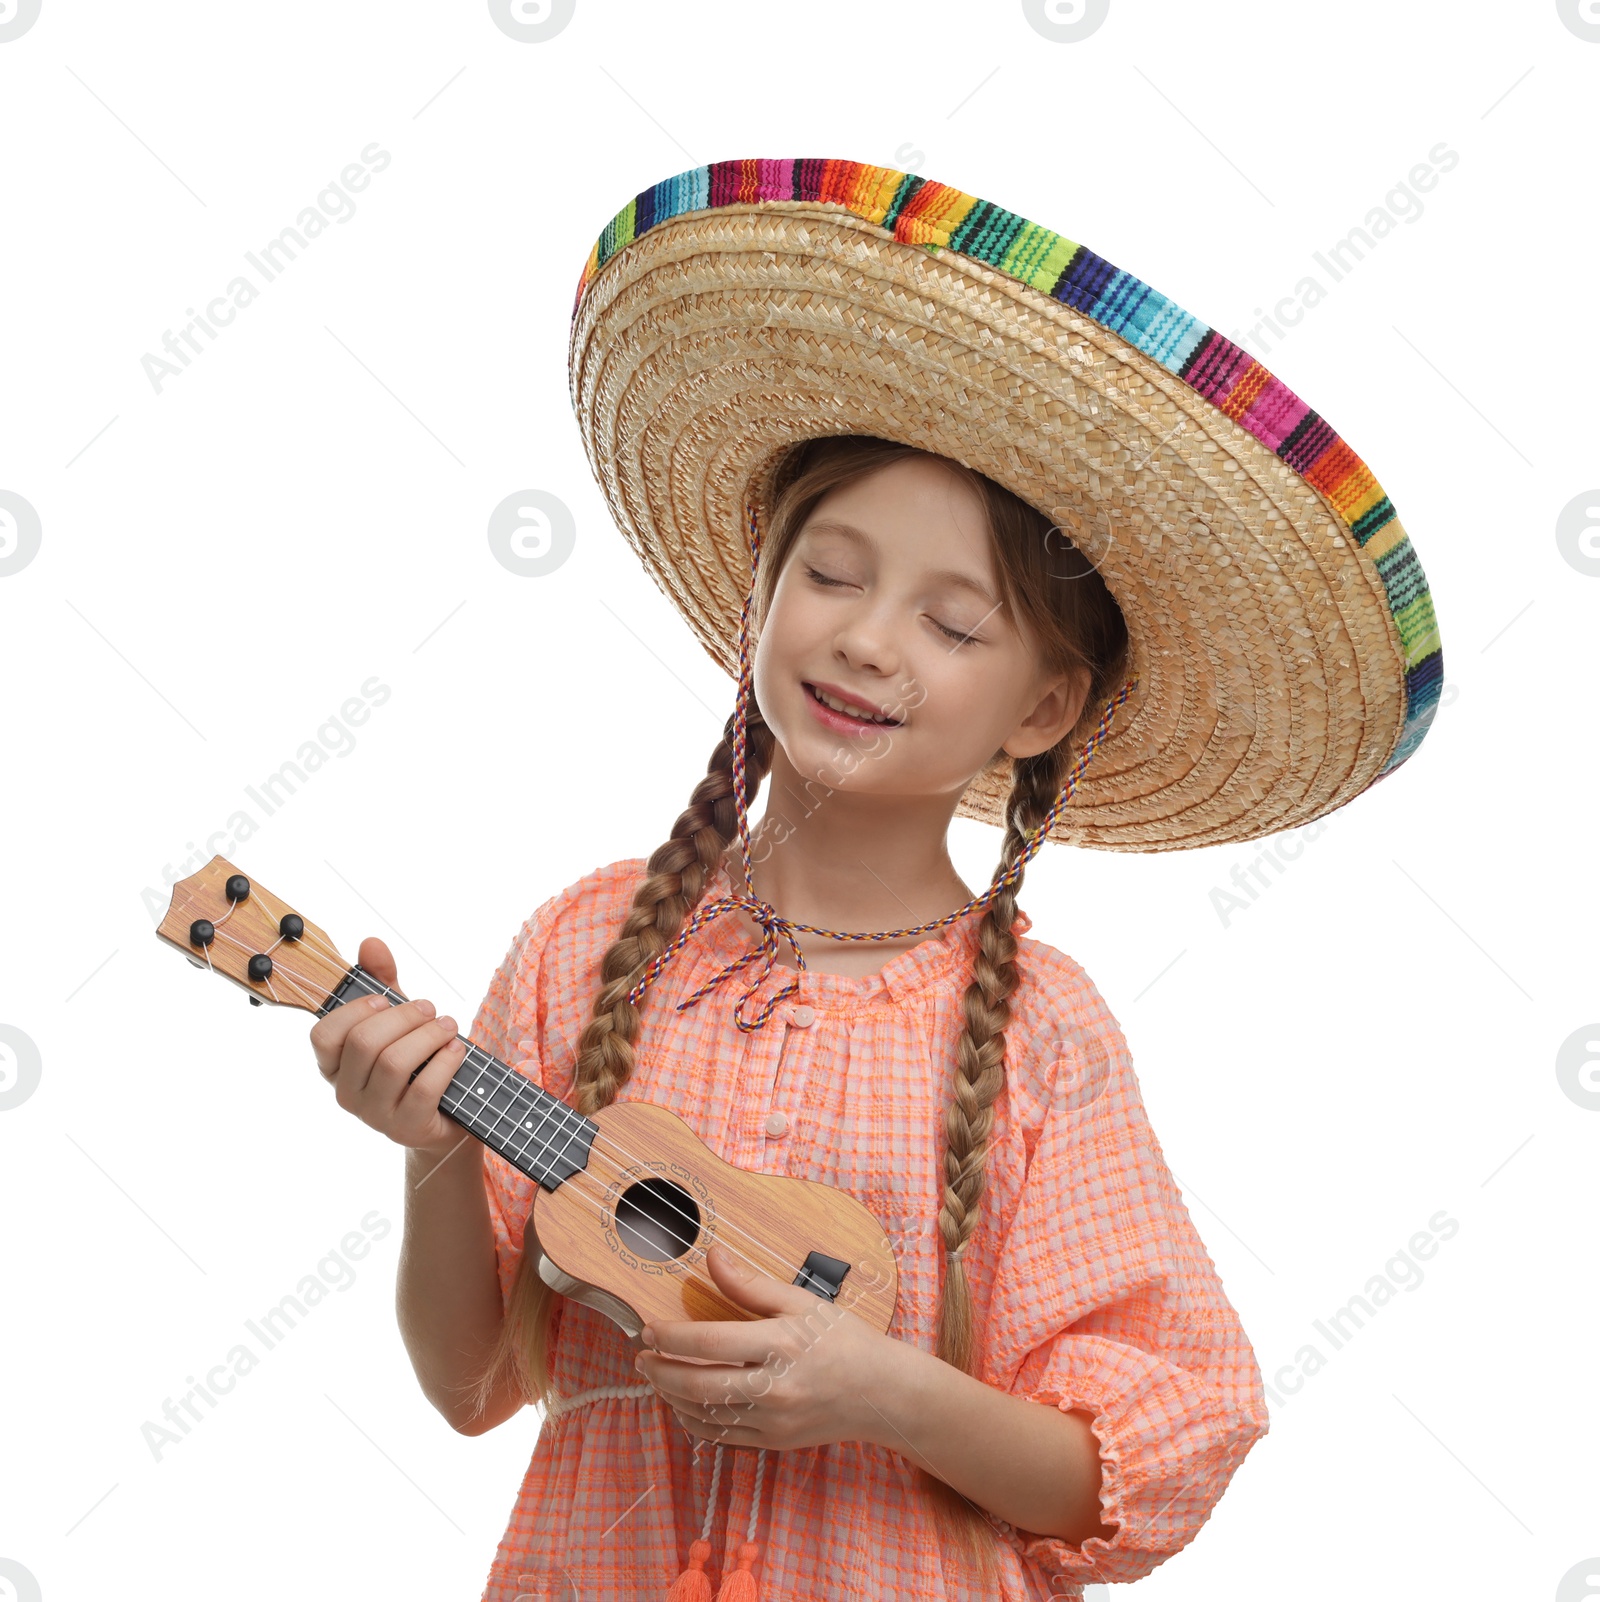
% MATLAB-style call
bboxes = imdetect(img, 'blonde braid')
[916,745,1071,1589]
[461,705,774,1420]
[569,705,772,1117]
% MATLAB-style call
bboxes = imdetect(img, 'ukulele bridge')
[792,1250,851,1303]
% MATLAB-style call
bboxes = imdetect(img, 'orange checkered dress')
[467,858,1269,1600]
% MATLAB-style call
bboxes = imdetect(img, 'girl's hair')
[464,433,1128,1581]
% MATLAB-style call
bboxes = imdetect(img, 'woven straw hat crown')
[568,157,1443,852]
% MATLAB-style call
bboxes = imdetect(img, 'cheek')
[906,650,977,713]
[748,612,804,731]
[752,589,839,693]
[752,585,806,660]
[915,659,1017,746]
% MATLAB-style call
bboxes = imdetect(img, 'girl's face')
[751,455,1090,804]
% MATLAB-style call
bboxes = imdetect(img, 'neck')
[321,966,597,1189]
[730,743,978,935]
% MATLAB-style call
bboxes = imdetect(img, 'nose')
[831,597,902,680]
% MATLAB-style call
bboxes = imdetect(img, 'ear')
[1002,664,1092,761]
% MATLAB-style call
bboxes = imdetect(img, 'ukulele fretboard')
[320,966,596,1190]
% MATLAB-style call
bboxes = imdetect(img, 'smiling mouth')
[803,683,902,726]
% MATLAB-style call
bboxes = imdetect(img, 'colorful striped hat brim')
[568,157,1443,851]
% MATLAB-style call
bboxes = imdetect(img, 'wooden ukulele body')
[531,1099,899,1338]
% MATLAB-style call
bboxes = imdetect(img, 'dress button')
[764,1111,790,1138]
[788,1005,815,1027]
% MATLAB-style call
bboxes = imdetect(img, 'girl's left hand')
[633,1241,899,1452]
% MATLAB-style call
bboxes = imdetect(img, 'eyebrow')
[800,520,1003,609]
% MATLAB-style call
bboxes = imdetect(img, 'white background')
[1,1,1595,1598]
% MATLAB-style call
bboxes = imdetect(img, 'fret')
[445,1047,527,1136]
[446,1053,540,1161]
[323,966,596,1191]
[514,1085,596,1181]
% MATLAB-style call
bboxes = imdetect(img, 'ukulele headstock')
[156,855,350,1013]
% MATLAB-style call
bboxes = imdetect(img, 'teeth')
[812,686,895,724]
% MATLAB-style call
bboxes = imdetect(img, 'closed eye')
[803,566,982,647]
[803,564,847,588]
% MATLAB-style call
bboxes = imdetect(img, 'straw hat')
[567,157,1443,852]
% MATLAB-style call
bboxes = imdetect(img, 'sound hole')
[613,1177,700,1262]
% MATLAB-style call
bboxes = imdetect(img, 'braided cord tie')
[550,1376,778,1592]
[625,503,1137,1033]
[710,1444,770,1600]
[665,1436,726,1602]
[544,1380,654,1424]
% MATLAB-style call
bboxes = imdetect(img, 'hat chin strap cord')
[623,504,1138,1037]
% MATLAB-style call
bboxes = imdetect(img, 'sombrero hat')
[567,157,1443,853]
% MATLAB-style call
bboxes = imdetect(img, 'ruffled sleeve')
[977,952,1270,1588]
[464,871,603,1316]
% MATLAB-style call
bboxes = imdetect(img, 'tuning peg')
[225,874,251,903]
[279,913,304,940]
[248,995,264,1006]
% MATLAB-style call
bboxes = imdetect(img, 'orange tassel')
[713,1539,761,1601]
[666,1537,714,1602]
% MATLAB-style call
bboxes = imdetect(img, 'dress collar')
[671,857,1034,1012]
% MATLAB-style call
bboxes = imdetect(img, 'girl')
[311,158,1441,1602]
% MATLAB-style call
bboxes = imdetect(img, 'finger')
[637,1352,760,1408]
[642,1312,767,1366]
[344,993,442,1082]
[381,1019,469,1126]
[643,1313,749,1364]
[658,1382,754,1427]
[337,999,444,1098]
[705,1241,820,1320]
[365,1013,462,1107]
[356,936,399,991]
[308,989,392,1079]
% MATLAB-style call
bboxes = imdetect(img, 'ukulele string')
[332,967,809,1289]
[329,954,820,1294]
[191,888,850,1305]
[181,880,693,1248]
[173,883,245,981]
[259,919,803,1283]
[171,882,313,999]
[199,917,804,1294]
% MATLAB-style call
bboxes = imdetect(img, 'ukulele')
[157,856,899,1341]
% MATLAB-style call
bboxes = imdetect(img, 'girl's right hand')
[307,935,470,1159]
